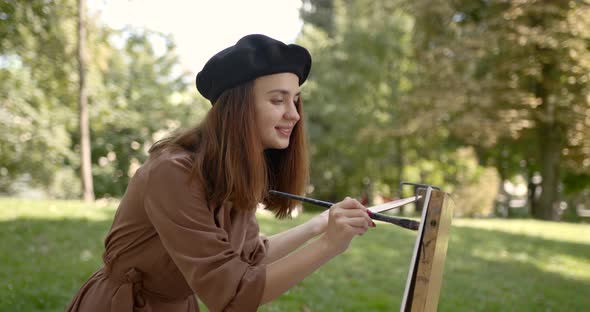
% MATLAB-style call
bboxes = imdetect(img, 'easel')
[400,184,454,312]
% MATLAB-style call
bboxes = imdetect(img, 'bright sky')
[89,0,304,75]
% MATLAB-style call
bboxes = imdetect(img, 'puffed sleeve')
[144,154,266,312]
[242,212,269,265]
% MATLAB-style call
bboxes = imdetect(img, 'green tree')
[299,0,415,201]
[0,0,79,195]
[88,27,207,197]
[298,0,497,217]
[408,0,590,220]
[0,1,207,198]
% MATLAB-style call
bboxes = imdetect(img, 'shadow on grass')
[2,217,589,312]
[0,218,112,312]
[262,223,590,312]
[439,226,590,311]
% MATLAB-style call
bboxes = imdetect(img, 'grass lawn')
[1,198,589,311]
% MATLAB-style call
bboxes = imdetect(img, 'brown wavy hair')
[149,81,308,218]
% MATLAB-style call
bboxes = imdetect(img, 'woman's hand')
[321,197,374,255]
[262,197,375,304]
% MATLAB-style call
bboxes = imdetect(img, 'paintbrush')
[269,190,420,231]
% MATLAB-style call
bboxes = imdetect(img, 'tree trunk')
[533,60,560,220]
[536,122,561,220]
[395,137,405,214]
[78,0,94,202]
[526,167,540,217]
[496,155,509,218]
[415,171,427,213]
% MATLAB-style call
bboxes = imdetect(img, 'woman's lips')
[276,126,293,136]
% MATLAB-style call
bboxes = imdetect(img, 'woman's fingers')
[344,216,371,229]
[338,197,365,210]
[332,197,373,227]
[323,197,377,253]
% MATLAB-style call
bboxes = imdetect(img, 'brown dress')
[66,149,269,312]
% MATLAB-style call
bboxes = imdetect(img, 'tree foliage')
[0,0,207,198]
[408,0,590,219]
[1,1,588,220]
[298,0,498,217]
[1,0,78,194]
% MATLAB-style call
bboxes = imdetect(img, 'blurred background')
[1,0,589,311]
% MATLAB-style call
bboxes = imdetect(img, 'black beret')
[196,34,312,104]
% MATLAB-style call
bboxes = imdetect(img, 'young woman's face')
[253,73,301,149]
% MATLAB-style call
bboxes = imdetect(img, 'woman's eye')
[271,99,284,104]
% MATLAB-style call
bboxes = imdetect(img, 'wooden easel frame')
[400,187,454,312]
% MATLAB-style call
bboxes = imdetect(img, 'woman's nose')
[285,102,300,121]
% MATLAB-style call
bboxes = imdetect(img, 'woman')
[67,34,374,312]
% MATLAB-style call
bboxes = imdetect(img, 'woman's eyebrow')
[266,89,301,97]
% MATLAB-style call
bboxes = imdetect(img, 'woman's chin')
[265,140,290,150]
